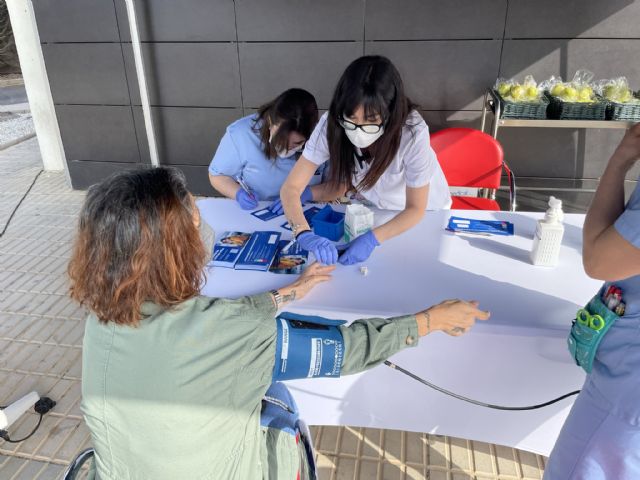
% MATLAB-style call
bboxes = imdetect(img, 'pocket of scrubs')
[567,293,620,374]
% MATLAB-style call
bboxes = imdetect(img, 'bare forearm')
[209,174,241,199]
[373,206,424,243]
[281,182,310,232]
[310,182,347,202]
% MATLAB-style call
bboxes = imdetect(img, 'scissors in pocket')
[576,309,605,331]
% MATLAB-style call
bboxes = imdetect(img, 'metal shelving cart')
[479,88,634,211]
[480,88,634,139]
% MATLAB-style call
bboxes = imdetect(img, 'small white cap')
[359,266,369,276]
[549,196,562,209]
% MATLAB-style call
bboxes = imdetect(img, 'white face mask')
[270,127,303,158]
[344,126,384,149]
[275,144,303,159]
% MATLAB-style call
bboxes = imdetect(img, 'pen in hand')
[236,177,256,201]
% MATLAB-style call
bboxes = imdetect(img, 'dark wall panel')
[579,129,628,178]
[43,44,130,105]
[67,161,148,190]
[33,0,120,43]
[113,0,236,42]
[365,0,507,40]
[239,42,363,109]
[236,0,364,41]
[506,0,640,39]
[122,43,242,107]
[420,111,483,133]
[38,0,640,196]
[133,107,243,166]
[56,105,142,164]
[496,129,633,181]
[366,41,501,110]
[171,165,219,197]
[69,161,218,198]
[497,129,580,179]
[501,39,640,88]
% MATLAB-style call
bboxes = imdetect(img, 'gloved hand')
[235,187,258,210]
[338,230,380,265]
[268,186,313,215]
[297,231,338,265]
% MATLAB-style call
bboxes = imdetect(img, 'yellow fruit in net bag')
[603,85,618,100]
[551,84,565,97]
[562,86,578,102]
[619,89,633,103]
[526,86,539,100]
[510,85,526,101]
[578,86,593,102]
[497,82,511,96]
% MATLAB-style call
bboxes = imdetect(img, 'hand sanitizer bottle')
[531,196,565,267]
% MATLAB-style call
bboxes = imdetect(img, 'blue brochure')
[447,216,514,236]
[212,231,251,268]
[251,207,282,221]
[270,240,309,275]
[281,206,322,231]
[235,231,282,271]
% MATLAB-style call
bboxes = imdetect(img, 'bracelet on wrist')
[295,228,311,239]
[269,289,283,309]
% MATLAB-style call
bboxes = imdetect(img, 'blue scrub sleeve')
[208,130,244,178]
[614,201,640,249]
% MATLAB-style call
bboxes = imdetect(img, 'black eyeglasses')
[338,117,384,134]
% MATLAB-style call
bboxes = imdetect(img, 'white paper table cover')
[199,198,601,456]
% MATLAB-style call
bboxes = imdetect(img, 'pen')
[236,176,256,200]
[281,238,296,253]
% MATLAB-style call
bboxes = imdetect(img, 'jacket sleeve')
[339,315,419,376]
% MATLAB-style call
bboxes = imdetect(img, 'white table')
[199,198,601,456]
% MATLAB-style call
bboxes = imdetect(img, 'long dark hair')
[327,56,418,192]
[254,88,319,160]
[68,167,207,326]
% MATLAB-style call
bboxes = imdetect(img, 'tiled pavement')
[0,138,547,479]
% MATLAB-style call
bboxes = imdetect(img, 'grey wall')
[34,0,640,195]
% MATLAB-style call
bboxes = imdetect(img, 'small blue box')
[313,205,344,241]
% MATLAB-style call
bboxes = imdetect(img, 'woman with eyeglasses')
[279,56,451,266]
[209,88,325,211]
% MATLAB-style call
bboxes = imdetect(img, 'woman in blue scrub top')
[545,124,640,479]
[208,88,324,210]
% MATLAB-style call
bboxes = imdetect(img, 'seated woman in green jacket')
[68,167,489,480]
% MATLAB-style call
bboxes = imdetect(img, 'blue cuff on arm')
[272,313,346,381]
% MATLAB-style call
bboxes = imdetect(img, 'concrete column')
[6,0,68,178]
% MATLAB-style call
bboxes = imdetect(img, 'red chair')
[431,128,516,211]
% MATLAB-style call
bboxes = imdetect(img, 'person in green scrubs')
[68,167,489,480]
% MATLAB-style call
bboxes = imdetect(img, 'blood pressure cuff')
[273,312,346,381]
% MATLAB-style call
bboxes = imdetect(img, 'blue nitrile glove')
[297,231,338,265]
[268,186,313,215]
[235,187,258,210]
[338,230,380,265]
